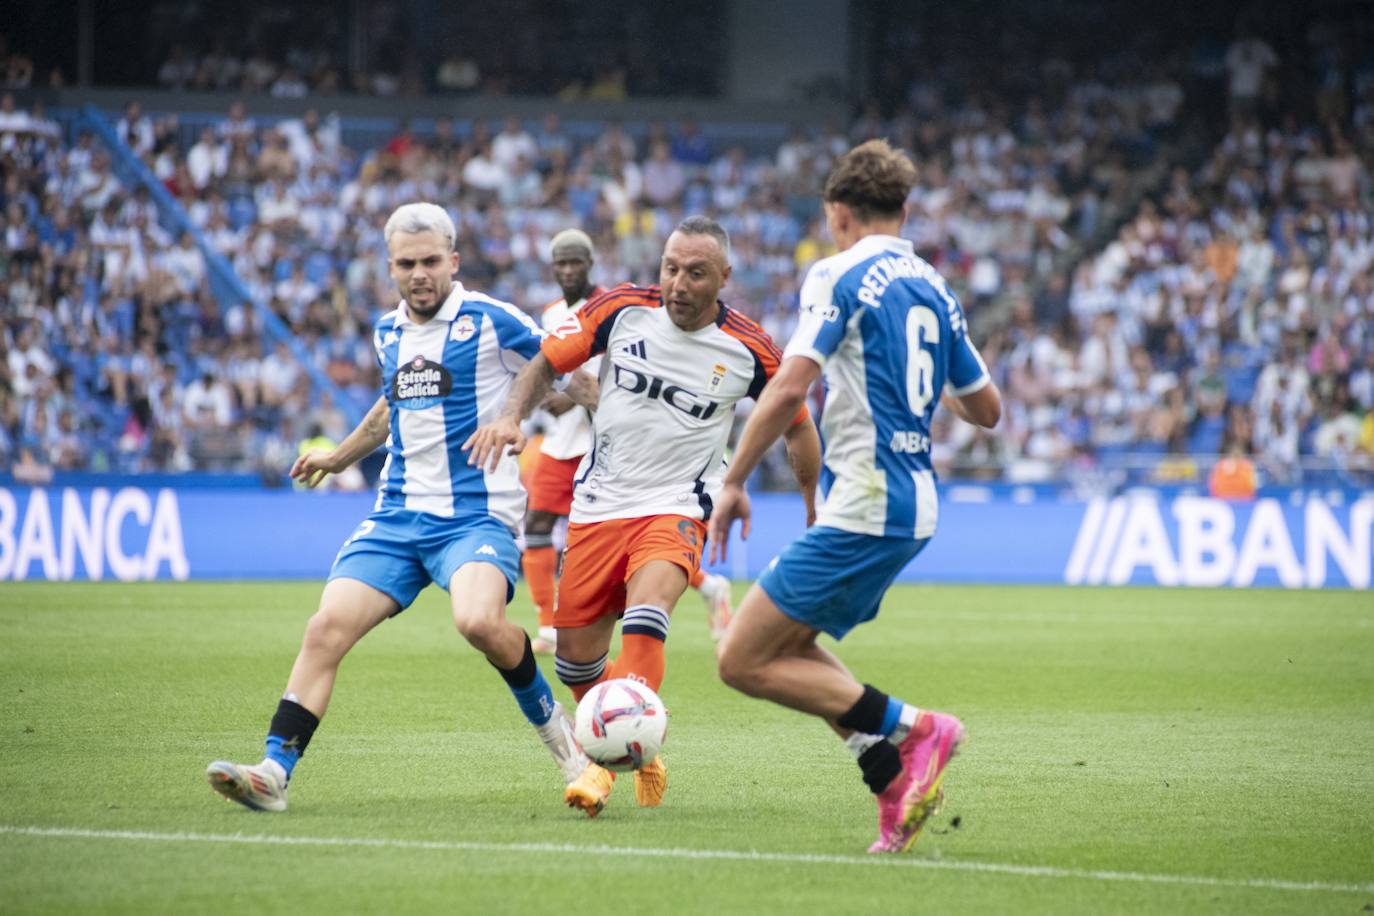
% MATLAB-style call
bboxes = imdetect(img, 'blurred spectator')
[1208,448,1258,500]
[3,23,1371,489]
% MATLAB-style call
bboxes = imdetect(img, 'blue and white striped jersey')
[784,235,989,539]
[371,282,543,531]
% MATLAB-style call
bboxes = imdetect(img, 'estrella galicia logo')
[613,363,720,420]
[391,356,452,409]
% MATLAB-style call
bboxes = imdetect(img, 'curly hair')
[821,139,917,222]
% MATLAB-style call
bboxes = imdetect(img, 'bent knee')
[301,608,357,658]
[716,645,757,694]
[453,611,504,650]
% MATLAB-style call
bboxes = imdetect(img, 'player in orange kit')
[468,216,821,817]
[522,229,736,656]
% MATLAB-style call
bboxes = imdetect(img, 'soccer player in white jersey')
[205,202,595,812]
[708,141,1002,853]
[467,216,822,817]
[522,229,606,655]
[522,229,735,656]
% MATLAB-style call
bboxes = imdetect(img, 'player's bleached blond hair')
[384,202,456,251]
[550,228,595,260]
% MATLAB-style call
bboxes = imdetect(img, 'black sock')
[491,633,538,690]
[858,741,903,794]
[837,684,890,735]
[266,698,320,765]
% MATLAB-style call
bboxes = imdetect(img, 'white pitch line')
[2,825,1370,896]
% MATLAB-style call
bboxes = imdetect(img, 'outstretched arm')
[709,356,821,562]
[290,395,390,488]
[463,352,559,471]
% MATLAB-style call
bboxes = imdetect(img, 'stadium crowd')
[1,27,1372,487]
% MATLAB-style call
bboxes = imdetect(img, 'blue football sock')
[264,697,318,780]
[879,696,904,737]
[265,734,301,778]
[510,667,557,727]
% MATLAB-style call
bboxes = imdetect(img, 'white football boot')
[536,701,590,784]
[697,573,734,639]
[206,759,288,812]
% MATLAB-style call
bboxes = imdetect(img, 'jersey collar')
[396,282,466,326]
[852,233,914,258]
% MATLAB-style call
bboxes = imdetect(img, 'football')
[573,679,668,772]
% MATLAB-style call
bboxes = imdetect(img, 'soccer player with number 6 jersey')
[709,141,1003,854]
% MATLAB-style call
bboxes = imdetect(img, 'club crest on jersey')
[450,314,477,342]
[707,363,728,393]
[391,357,452,409]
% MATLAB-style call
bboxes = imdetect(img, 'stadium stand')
[1,11,1372,489]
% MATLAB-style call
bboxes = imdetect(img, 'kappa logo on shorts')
[476,544,498,557]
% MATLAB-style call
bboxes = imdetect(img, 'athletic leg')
[719,528,963,853]
[207,577,399,811]
[522,507,561,654]
[449,560,589,785]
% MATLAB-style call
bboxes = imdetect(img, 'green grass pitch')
[1,581,1371,914]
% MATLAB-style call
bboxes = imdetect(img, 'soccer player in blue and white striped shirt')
[709,141,1002,854]
[207,203,595,812]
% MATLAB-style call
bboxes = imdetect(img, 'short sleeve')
[541,284,642,374]
[486,301,545,374]
[944,292,990,396]
[721,309,811,427]
[783,262,852,369]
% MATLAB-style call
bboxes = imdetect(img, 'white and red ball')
[573,678,668,772]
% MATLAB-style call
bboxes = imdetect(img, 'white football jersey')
[542,284,807,524]
[536,288,602,460]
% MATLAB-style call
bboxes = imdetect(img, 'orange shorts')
[555,515,706,629]
[526,451,583,515]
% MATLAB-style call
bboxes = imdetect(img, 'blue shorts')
[329,507,520,612]
[758,525,928,640]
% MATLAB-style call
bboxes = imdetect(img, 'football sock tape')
[837,684,890,736]
[621,605,670,641]
[555,652,608,686]
[265,698,320,779]
[495,634,556,727]
[858,740,903,794]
